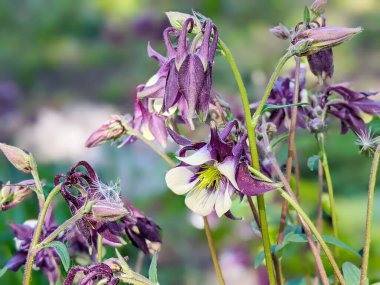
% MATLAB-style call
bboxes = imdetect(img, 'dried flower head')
[355,129,380,156]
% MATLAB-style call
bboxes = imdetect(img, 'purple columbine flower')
[5,207,62,284]
[165,121,280,217]
[64,263,119,285]
[138,17,218,126]
[322,85,380,134]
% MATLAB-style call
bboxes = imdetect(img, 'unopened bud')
[92,200,129,222]
[291,26,362,56]
[310,0,328,15]
[0,180,35,211]
[269,24,291,40]
[165,12,201,34]
[0,143,32,173]
[308,118,325,133]
[307,48,334,79]
[85,115,127,148]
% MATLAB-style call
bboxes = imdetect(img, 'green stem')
[23,183,62,285]
[98,235,104,263]
[360,146,380,285]
[220,39,291,285]
[203,216,225,285]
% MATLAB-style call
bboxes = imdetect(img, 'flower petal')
[217,157,239,190]
[185,188,217,216]
[165,166,197,195]
[177,145,212,165]
[215,183,232,217]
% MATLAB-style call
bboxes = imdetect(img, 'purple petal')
[163,27,178,58]
[197,20,213,71]
[5,252,27,271]
[163,59,180,110]
[147,42,166,64]
[167,128,192,145]
[8,223,34,240]
[236,163,280,196]
[148,113,168,148]
[175,18,193,69]
[197,65,212,119]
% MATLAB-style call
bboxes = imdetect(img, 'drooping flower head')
[0,179,36,211]
[4,207,62,284]
[165,121,280,217]
[64,263,119,285]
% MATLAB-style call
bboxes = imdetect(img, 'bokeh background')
[1,0,380,284]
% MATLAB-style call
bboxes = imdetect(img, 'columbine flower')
[291,26,362,56]
[307,48,333,79]
[322,85,380,134]
[4,208,62,284]
[64,263,119,285]
[85,115,127,148]
[165,121,280,217]
[122,203,162,255]
[0,180,36,211]
[138,17,218,125]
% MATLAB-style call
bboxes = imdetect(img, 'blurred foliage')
[1,0,380,284]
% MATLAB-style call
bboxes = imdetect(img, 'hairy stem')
[360,146,380,285]
[203,216,225,285]
[219,39,291,285]
[97,235,103,263]
[135,251,145,274]
[23,184,62,285]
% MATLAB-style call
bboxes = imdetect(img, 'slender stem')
[38,209,86,248]
[135,251,145,274]
[318,134,339,242]
[278,56,301,244]
[97,235,103,263]
[23,184,62,285]
[219,39,292,285]
[203,216,225,285]
[360,146,380,285]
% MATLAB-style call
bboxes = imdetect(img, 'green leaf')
[262,102,309,114]
[254,250,265,268]
[307,155,320,171]
[0,266,8,278]
[149,252,159,284]
[304,6,311,23]
[342,262,368,285]
[43,241,70,272]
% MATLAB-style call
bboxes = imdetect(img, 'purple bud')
[307,118,325,133]
[269,24,291,40]
[0,143,32,173]
[91,200,130,222]
[310,0,328,15]
[307,48,334,79]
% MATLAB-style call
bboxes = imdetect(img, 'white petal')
[185,189,217,216]
[141,123,155,141]
[217,157,239,190]
[215,184,232,217]
[177,145,213,166]
[165,167,197,195]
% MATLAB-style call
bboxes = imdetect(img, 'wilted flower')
[122,203,162,255]
[64,263,119,285]
[291,26,362,56]
[322,85,380,134]
[0,143,32,173]
[4,208,62,284]
[269,24,291,40]
[165,121,280,217]
[0,180,36,211]
[85,115,127,148]
[355,129,380,156]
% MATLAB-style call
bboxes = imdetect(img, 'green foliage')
[42,241,70,272]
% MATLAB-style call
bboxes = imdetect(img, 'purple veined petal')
[165,166,198,195]
[163,59,181,110]
[147,42,166,64]
[167,128,192,145]
[185,188,218,216]
[148,113,168,148]
[217,157,239,190]
[175,18,194,69]
[232,133,248,157]
[178,54,206,119]
[177,145,213,165]
[215,181,232,217]
[209,122,234,161]
[209,25,219,64]
[178,142,207,158]
[236,163,280,196]
[197,19,213,71]
[355,99,380,115]
[8,223,34,240]
[197,65,212,119]
[163,27,178,58]
[5,252,27,271]
[177,96,195,130]
[137,76,166,99]
[220,120,239,141]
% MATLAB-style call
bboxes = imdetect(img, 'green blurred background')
[1,0,380,284]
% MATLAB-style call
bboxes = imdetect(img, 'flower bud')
[165,11,201,34]
[307,118,325,133]
[269,24,291,40]
[85,115,127,148]
[310,0,328,15]
[291,26,362,56]
[0,143,32,173]
[307,48,334,79]
[0,180,35,211]
[91,200,129,222]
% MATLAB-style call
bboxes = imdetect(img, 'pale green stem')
[219,38,291,285]
[23,183,62,285]
[360,146,380,285]
[98,235,104,263]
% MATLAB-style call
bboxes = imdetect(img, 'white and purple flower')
[165,121,280,217]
